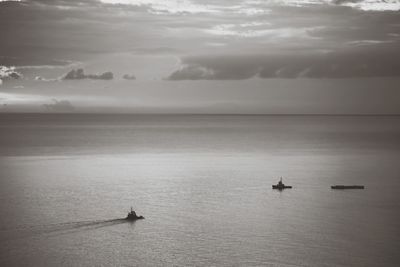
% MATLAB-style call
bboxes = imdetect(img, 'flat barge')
[331,185,365,189]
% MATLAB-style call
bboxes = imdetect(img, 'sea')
[0,114,399,267]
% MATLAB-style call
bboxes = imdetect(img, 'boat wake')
[0,218,128,242]
[40,218,127,233]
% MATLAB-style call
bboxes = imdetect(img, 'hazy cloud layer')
[63,68,113,80]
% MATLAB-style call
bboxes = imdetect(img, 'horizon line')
[1,112,400,116]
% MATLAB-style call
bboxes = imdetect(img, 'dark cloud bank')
[167,45,400,80]
[63,68,113,80]
[63,69,136,81]
[122,74,136,80]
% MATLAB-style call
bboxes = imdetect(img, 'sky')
[0,0,400,113]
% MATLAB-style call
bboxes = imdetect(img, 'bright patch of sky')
[347,39,394,46]
[341,0,400,11]
[279,0,400,11]
[101,0,400,14]
[204,22,320,40]
[100,0,221,14]
[0,92,45,104]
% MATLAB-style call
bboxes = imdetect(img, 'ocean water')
[0,114,399,266]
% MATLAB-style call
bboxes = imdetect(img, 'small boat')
[331,185,364,189]
[126,207,144,221]
[272,177,292,190]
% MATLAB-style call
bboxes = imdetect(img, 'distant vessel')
[126,207,144,221]
[331,185,365,189]
[272,177,292,190]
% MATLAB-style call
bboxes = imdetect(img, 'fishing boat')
[272,177,292,190]
[126,207,144,221]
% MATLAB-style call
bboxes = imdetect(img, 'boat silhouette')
[126,207,144,221]
[272,177,292,190]
[331,185,364,189]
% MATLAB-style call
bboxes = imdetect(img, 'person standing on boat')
[130,207,137,217]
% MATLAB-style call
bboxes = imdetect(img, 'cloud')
[204,23,316,39]
[2,0,399,66]
[13,0,400,13]
[1,0,400,85]
[167,44,400,80]
[43,99,75,112]
[332,0,400,11]
[253,0,400,11]
[100,0,221,14]
[0,66,22,85]
[0,54,81,69]
[122,74,136,80]
[34,76,60,82]
[168,63,255,80]
[14,60,81,70]
[63,68,113,80]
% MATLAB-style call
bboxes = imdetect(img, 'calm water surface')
[0,114,399,266]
